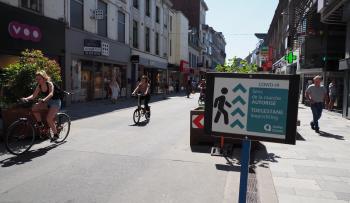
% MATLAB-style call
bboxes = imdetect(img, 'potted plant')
[0,49,62,134]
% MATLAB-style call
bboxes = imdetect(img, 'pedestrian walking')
[328,79,337,111]
[305,75,328,133]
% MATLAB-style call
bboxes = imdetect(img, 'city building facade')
[130,0,172,94]
[66,0,131,103]
[319,0,350,118]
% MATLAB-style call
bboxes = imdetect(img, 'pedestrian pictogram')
[284,51,297,64]
[233,83,247,93]
[213,87,232,125]
[192,114,204,128]
[232,96,246,105]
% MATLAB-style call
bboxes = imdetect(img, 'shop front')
[131,55,168,94]
[0,2,65,73]
[66,29,130,103]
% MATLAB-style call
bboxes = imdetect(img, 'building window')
[163,9,168,28]
[156,6,160,23]
[21,0,42,13]
[133,20,138,48]
[118,11,125,43]
[155,32,159,55]
[133,0,139,9]
[145,0,151,17]
[170,16,172,32]
[189,53,192,67]
[70,0,84,29]
[169,40,172,56]
[97,0,107,37]
[145,27,150,52]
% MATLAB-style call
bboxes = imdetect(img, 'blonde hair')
[35,70,51,81]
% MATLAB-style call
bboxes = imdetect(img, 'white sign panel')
[211,78,290,139]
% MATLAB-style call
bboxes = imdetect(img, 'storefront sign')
[8,21,42,42]
[205,73,300,144]
[83,39,101,56]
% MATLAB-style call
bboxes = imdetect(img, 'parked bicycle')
[132,93,150,125]
[5,100,71,155]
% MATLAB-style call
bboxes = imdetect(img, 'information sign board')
[205,73,300,144]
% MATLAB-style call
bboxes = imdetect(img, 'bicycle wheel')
[133,109,141,124]
[55,113,71,143]
[5,119,35,155]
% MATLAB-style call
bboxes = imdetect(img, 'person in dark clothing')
[214,87,232,125]
[186,79,192,98]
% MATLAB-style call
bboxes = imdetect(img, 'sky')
[205,0,279,60]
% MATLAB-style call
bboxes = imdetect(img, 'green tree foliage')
[215,57,258,73]
[0,49,62,107]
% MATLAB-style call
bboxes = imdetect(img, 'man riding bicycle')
[132,75,151,115]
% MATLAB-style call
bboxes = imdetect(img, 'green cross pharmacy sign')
[205,73,300,145]
[284,51,298,64]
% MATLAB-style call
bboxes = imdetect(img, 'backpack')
[53,83,66,100]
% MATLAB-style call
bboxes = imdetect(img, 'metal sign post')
[238,137,251,203]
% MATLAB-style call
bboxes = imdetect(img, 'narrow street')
[0,95,239,203]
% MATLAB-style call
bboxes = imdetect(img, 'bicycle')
[5,100,71,155]
[132,93,151,125]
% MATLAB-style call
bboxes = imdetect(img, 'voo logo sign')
[8,21,42,42]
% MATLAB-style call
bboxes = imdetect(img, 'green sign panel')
[247,88,289,135]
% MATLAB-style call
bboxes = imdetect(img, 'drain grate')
[246,172,260,203]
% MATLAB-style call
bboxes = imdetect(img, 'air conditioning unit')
[93,9,104,20]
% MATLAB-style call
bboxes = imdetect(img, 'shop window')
[145,27,150,52]
[145,0,151,17]
[118,11,125,43]
[70,0,84,30]
[21,0,42,13]
[97,0,107,37]
[133,20,139,48]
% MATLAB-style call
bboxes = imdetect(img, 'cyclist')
[21,70,61,141]
[132,75,151,115]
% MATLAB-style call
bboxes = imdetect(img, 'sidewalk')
[257,104,350,203]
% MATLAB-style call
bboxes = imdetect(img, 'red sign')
[192,114,204,129]
[8,21,42,42]
[180,60,190,73]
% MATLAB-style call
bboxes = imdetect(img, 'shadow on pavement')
[66,94,184,121]
[296,132,306,141]
[318,131,345,140]
[0,141,66,167]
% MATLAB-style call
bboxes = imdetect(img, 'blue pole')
[238,137,251,203]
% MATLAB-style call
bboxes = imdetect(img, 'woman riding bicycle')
[132,75,151,114]
[21,70,61,141]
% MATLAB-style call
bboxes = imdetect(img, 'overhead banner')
[205,73,300,144]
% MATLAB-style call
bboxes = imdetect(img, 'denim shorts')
[48,99,61,109]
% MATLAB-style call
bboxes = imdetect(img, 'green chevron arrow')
[231,108,245,117]
[230,119,244,129]
[233,83,247,93]
[232,96,246,105]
